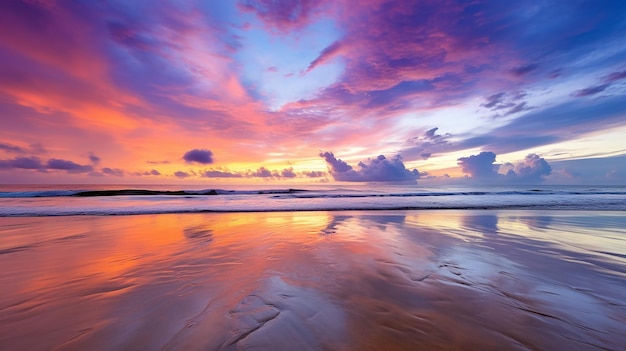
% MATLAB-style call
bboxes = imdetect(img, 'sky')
[1,0,625,185]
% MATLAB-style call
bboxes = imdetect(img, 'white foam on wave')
[1,192,625,216]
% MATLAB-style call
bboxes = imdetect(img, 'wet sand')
[1,210,625,350]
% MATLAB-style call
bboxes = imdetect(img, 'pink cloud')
[238,0,331,31]
[305,40,344,73]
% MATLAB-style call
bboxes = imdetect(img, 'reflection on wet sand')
[0,211,625,350]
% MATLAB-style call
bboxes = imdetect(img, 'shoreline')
[2,206,626,217]
[1,210,625,350]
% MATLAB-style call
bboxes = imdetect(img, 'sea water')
[1,184,625,216]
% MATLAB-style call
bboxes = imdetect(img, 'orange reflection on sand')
[1,211,625,350]
[404,211,463,231]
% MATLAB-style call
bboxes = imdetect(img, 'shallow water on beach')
[1,210,625,350]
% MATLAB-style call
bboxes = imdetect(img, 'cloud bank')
[320,151,419,182]
[201,167,318,180]
[0,156,94,174]
[458,151,552,183]
[457,152,499,180]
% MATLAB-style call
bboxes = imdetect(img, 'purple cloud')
[0,142,46,155]
[302,170,325,178]
[0,143,26,154]
[459,95,626,154]
[46,159,93,173]
[605,70,626,82]
[131,169,161,176]
[102,167,125,177]
[320,151,419,183]
[183,149,214,164]
[365,80,434,109]
[249,167,276,178]
[573,84,610,97]
[306,40,342,73]
[510,63,539,76]
[319,151,353,174]
[88,152,100,165]
[0,156,97,174]
[0,156,44,170]
[174,171,190,178]
[481,91,532,117]
[424,127,439,139]
[290,0,626,131]
[281,167,297,178]
[458,151,551,183]
[202,167,311,179]
[202,170,243,178]
[403,127,453,160]
[500,154,552,182]
[505,102,531,116]
[457,152,498,180]
[238,0,323,31]
[482,93,507,109]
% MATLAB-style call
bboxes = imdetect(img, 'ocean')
[1,183,625,216]
[1,184,625,350]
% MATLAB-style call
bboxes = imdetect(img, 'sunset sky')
[1,0,625,184]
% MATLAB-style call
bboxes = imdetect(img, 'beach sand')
[1,210,625,350]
